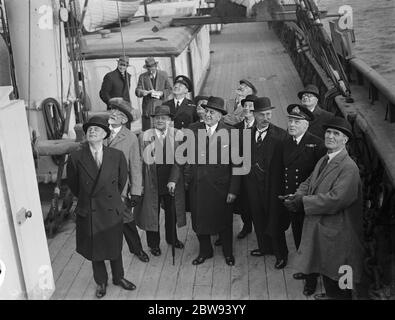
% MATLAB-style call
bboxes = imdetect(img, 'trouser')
[291,211,304,250]
[257,232,288,260]
[322,275,352,300]
[92,255,124,285]
[142,115,151,131]
[197,225,233,257]
[123,220,143,254]
[240,204,252,232]
[146,194,179,248]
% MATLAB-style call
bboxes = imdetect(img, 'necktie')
[176,101,180,109]
[317,155,329,176]
[207,127,212,137]
[256,129,267,143]
[109,129,116,143]
[293,138,298,146]
[94,151,101,168]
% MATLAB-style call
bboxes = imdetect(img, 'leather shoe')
[113,278,136,291]
[214,238,222,246]
[225,256,235,266]
[314,293,336,300]
[170,240,184,249]
[274,257,287,269]
[135,250,149,263]
[250,248,273,256]
[293,272,306,280]
[95,283,107,298]
[150,247,161,256]
[237,228,251,239]
[303,278,317,296]
[192,254,213,265]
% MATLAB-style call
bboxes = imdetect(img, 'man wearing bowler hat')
[134,105,186,257]
[100,56,133,110]
[223,79,257,126]
[279,104,326,295]
[163,75,198,130]
[243,97,288,269]
[135,57,173,131]
[283,117,364,300]
[298,84,334,139]
[66,116,136,299]
[105,100,149,263]
[185,96,240,266]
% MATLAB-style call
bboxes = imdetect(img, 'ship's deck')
[47,21,324,300]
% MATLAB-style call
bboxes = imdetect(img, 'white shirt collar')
[244,118,255,128]
[155,128,167,139]
[174,97,185,106]
[89,144,103,159]
[327,148,343,163]
[109,125,122,136]
[206,122,219,134]
[293,131,306,145]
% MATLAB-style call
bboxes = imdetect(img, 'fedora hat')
[201,96,227,115]
[83,115,111,139]
[252,97,275,112]
[150,105,174,118]
[323,116,352,139]
[287,104,314,122]
[108,98,134,123]
[118,55,130,65]
[240,79,257,95]
[241,94,258,107]
[143,57,158,69]
[174,75,193,92]
[298,84,320,100]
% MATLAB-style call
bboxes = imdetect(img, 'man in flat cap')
[66,116,136,299]
[135,57,172,131]
[163,75,199,130]
[298,84,334,139]
[100,56,133,110]
[243,97,288,269]
[134,105,186,257]
[280,104,326,295]
[223,79,257,126]
[105,100,149,263]
[283,117,364,300]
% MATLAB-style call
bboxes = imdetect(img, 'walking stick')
[171,194,176,265]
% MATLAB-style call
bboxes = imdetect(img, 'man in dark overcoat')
[105,100,149,263]
[280,104,326,295]
[135,57,173,131]
[185,96,240,266]
[244,97,288,269]
[163,75,199,130]
[66,116,136,299]
[298,84,334,139]
[283,117,364,300]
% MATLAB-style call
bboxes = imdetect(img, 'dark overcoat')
[185,121,240,235]
[308,105,334,139]
[163,98,198,130]
[66,144,128,261]
[292,148,364,282]
[100,69,131,107]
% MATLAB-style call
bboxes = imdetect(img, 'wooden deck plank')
[48,220,75,263]
[64,259,92,300]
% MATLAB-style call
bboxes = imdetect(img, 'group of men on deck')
[66,56,364,300]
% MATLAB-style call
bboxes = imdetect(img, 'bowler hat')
[298,84,320,100]
[174,75,192,92]
[201,96,227,115]
[323,117,353,139]
[150,105,174,118]
[240,79,257,95]
[83,115,111,139]
[118,55,130,65]
[287,104,314,122]
[143,57,158,68]
[241,94,258,107]
[108,98,134,123]
[252,97,275,112]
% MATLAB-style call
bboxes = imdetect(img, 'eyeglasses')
[302,93,315,99]
[118,63,128,67]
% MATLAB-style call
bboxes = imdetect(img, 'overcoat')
[292,148,364,282]
[185,121,241,235]
[100,69,131,107]
[163,98,198,130]
[104,126,143,223]
[66,143,128,261]
[134,127,186,232]
[135,70,172,119]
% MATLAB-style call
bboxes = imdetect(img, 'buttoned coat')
[135,70,172,118]
[66,143,128,261]
[134,127,186,232]
[163,98,198,130]
[104,126,143,223]
[308,105,334,139]
[292,148,364,282]
[185,121,241,235]
[100,69,131,108]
